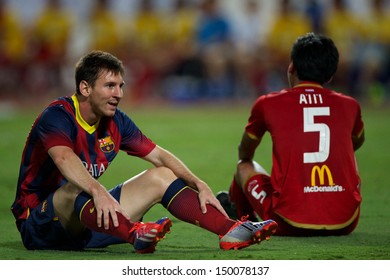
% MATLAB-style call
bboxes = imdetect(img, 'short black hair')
[290,33,339,84]
[75,50,125,94]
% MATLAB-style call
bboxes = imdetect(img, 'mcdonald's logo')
[311,165,334,186]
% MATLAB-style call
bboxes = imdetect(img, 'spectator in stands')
[305,0,324,33]
[25,0,73,97]
[358,0,390,104]
[195,0,234,99]
[162,0,205,102]
[0,0,25,96]
[121,0,168,103]
[264,0,311,91]
[323,0,365,97]
[266,0,311,64]
[87,0,120,53]
[230,0,271,98]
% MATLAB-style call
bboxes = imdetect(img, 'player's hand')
[197,182,229,218]
[93,188,130,230]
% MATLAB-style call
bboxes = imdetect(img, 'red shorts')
[243,174,359,236]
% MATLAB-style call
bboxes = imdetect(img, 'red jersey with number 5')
[245,82,364,229]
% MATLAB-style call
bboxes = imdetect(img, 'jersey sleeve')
[116,111,156,157]
[245,95,268,140]
[36,105,75,151]
[351,102,364,138]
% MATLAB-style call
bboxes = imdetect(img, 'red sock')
[229,177,257,221]
[241,174,273,221]
[79,199,136,243]
[163,184,236,236]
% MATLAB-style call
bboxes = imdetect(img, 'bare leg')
[119,167,178,221]
[53,183,84,236]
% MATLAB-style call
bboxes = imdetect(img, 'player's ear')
[326,76,334,84]
[79,80,91,97]
[287,62,295,74]
[287,62,296,87]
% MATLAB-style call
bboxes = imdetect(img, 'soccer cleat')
[216,191,238,220]
[217,190,258,222]
[219,218,277,250]
[131,217,172,254]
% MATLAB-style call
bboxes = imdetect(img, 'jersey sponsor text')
[304,164,345,193]
[82,161,109,178]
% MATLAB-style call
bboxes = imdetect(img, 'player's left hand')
[197,182,229,218]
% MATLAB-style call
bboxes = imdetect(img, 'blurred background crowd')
[1,0,390,106]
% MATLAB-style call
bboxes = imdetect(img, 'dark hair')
[75,50,125,94]
[290,33,339,84]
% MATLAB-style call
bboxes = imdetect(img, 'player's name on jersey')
[299,93,323,104]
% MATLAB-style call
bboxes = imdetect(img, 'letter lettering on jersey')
[99,163,106,176]
[299,94,308,104]
[299,94,323,105]
[88,164,96,177]
[82,161,108,178]
[314,94,323,104]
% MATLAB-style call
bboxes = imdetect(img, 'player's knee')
[237,160,268,175]
[236,161,268,186]
[145,166,177,192]
[237,160,255,176]
[252,161,269,175]
[54,183,81,206]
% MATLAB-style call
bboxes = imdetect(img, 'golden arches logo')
[311,165,334,186]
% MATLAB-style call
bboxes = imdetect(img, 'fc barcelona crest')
[98,136,115,153]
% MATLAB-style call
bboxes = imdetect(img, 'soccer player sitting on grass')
[217,33,365,236]
[11,50,277,253]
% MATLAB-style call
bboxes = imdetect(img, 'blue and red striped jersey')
[11,95,156,228]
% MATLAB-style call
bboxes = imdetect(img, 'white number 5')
[303,107,330,163]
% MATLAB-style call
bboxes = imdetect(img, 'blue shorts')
[20,184,126,250]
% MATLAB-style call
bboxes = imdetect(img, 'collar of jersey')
[72,95,99,134]
[294,82,323,89]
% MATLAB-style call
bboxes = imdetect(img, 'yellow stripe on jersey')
[357,128,365,138]
[294,82,323,89]
[71,95,99,134]
[246,132,260,141]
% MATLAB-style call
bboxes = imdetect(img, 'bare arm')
[238,132,261,162]
[48,145,129,229]
[352,129,365,151]
[143,145,228,217]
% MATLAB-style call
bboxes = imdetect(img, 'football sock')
[242,174,273,221]
[161,178,236,236]
[74,192,136,243]
[229,177,257,221]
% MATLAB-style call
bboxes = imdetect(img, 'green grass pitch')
[0,103,389,260]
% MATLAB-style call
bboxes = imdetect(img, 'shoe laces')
[240,215,249,222]
[238,215,266,230]
[129,222,146,237]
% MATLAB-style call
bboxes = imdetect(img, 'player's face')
[89,70,125,119]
